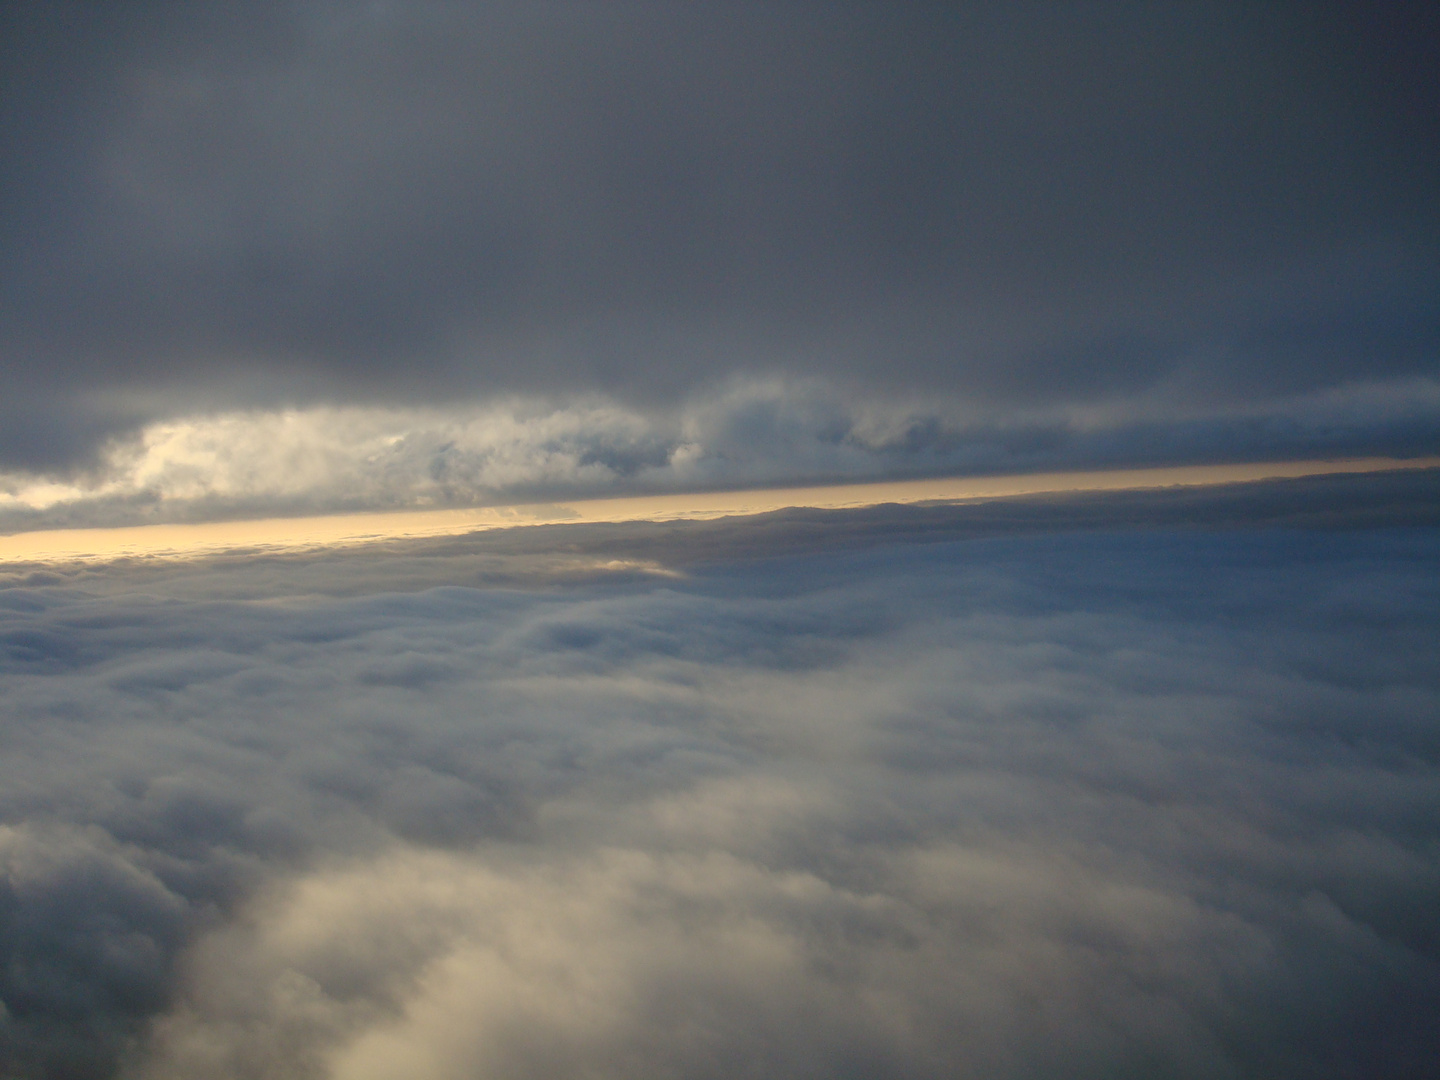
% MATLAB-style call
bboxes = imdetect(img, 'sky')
[1,0,1437,528]
[1,3,1439,1078]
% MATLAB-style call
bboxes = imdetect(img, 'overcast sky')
[1,1,1436,525]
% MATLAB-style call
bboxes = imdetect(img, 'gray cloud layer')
[1,475,1437,1077]
[2,1,1437,470]
[4,379,1439,533]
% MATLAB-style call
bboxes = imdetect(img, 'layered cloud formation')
[1,5,1437,1075]
[4,377,1438,532]
[2,474,1437,1078]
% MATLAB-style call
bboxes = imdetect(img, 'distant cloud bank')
[3,377,1437,533]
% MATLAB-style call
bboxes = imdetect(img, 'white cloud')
[2,376,1437,533]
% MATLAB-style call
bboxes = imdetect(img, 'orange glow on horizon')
[1,456,1435,565]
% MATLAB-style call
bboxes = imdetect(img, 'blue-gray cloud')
[0,2,1436,471]
[0,476,1437,1077]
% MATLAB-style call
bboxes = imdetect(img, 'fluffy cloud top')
[1,474,1437,1078]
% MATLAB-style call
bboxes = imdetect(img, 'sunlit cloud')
[3,377,1437,539]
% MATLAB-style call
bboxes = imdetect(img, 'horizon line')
[2,455,1436,565]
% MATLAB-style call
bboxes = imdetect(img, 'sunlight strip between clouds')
[1,457,1435,565]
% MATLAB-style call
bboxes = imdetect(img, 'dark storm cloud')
[1,1,1436,469]
[0,479,1437,1077]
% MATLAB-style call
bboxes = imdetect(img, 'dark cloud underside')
[1,1,1436,468]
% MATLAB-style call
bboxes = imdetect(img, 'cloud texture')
[2,5,1435,1073]
[4,377,1439,532]
[1,476,1438,1078]
[1,1,1436,475]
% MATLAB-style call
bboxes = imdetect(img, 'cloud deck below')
[0,474,1437,1078]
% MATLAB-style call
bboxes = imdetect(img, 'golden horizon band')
[2,455,1436,565]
